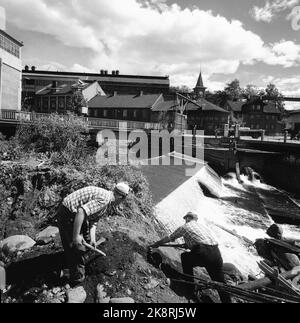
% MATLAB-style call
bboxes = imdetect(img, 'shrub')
[15,113,90,165]
[0,133,22,161]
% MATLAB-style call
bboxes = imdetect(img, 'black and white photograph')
[0,0,300,309]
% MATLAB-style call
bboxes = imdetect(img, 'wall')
[0,47,22,111]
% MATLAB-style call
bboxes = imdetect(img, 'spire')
[195,71,204,88]
[194,69,206,98]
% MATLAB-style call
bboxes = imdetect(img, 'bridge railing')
[0,110,163,131]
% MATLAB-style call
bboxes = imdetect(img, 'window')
[103,110,107,117]
[58,97,65,110]
[0,34,20,58]
[123,109,127,118]
[133,110,137,119]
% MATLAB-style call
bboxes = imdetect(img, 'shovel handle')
[82,241,106,257]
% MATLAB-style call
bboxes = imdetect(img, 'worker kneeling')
[56,183,130,286]
[150,211,231,303]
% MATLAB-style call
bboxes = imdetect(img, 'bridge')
[0,109,163,133]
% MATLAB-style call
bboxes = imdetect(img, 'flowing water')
[139,153,300,279]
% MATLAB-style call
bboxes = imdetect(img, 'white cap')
[114,182,130,197]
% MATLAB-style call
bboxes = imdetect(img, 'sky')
[1,0,300,109]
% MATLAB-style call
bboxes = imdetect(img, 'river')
[138,153,300,278]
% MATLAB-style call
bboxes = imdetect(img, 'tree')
[205,90,229,108]
[70,90,87,115]
[265,83,285,113]
[243,85,265,98]
[169,85,191,94]
[224,79,243,101]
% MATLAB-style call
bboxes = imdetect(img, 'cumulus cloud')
[250,0,299,22]
[263,40,300,67]
[2,0,300,89]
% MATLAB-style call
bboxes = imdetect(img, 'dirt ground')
[2,215,191,303]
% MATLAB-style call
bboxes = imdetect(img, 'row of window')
[0,34,20,58]
[89,108,149,120]
[35,96,72,112]
[249,124,275,130]
[249,115,277,120]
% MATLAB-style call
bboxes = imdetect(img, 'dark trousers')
[56,204,90,282]
[181,244,231,303]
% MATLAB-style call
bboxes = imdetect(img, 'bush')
[15,113,90,165]
[0,133,22,161]
[0,162,155,240]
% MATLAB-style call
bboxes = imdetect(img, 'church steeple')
[194,70,206,98]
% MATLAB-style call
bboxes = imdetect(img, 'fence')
[0,110,163,131]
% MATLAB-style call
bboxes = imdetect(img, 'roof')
[263,102,281,114]
[152,100,178,112]
[194,71,206,89]
[36,81,96,96]
[186,98,229,113]
[289,109,300,115]
[227,100,244,112]
[22,70,169,85]
[0,29,23,47]
[88,93,162,109]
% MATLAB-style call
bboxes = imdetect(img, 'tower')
[193,70,206,98]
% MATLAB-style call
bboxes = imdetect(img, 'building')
[33,80,104,114]
[0,7,23,112]
[285,109,300,135]
[22,68,170,110]
[224,100,244,124]
[185,71,229,134]
[226,98,282,135]
[88,92,187,131]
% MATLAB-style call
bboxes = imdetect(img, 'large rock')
[196,165,223,198]
[110,297,135,303]
[0,235,36,254]
[36,226,59,245]
[67,286,87,303]
[96,284,110,304]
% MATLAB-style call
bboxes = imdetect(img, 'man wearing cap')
[150,211,231,303]
[57,182,130,285]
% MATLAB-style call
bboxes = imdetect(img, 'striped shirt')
[62,186,114,223]
[169,219,217,248]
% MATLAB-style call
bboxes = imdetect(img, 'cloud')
[262,40,300,67]
[261,75,300,102]
[2,0,300,89]
[250,0,299,22]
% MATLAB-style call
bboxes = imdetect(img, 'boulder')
[144,278,160,290]
[67,286,87,303]
[96,284,110,304]
[36,226,59,245]
[196,165,223,198]
[109,297,135,303]
[0,235,36,254]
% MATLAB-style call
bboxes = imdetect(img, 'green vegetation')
[0,113,155,241]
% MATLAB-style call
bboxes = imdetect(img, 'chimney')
[116,70,120,75]
[100,70,104,75]
[31,66,36,72]
[112,70,116,75]
[105,70,108,75]
[0,7,6,31]
[24,65,29,71]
